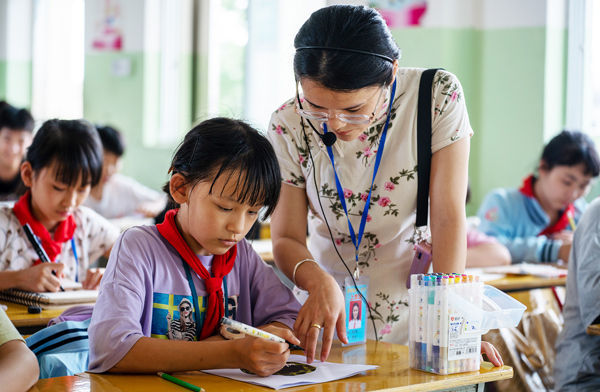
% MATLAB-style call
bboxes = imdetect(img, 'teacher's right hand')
[294,273,347,363]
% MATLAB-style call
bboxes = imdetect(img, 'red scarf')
[13,191,76,265]
[519,175,575,236]
[156,209,237,340]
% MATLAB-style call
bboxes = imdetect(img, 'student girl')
[268,4,479,362]
[0,119,120,292]
[88,118,301,377]
[477,130,600,263]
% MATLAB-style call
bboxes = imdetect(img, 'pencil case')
[408,277,526,375]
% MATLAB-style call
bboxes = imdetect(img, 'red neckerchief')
[13,190,76,265]
[157,209,237,340]
[519,175,574,236]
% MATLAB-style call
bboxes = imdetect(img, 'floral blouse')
[267,68,473,344]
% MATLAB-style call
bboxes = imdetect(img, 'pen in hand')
[23,223,65,292]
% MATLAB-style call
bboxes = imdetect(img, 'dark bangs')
[209,131,282,219]
[27,119,103,188]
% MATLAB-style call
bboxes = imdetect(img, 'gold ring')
[310,323,322,330]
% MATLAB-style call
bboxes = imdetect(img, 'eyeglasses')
[180,306,191,311]
[295,81,387,125]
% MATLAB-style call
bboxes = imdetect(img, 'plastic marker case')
[408,273,526,375]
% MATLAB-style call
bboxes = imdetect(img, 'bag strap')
[416,68,442,227]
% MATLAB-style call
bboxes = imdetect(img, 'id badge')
[343,275,369,346]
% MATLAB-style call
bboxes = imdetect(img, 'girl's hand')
[481,341,503,367]
[82,268,105,290]
[232,336,291,377]
[294,274,347,364]
[257,323,301,346]
[17,263,65,292]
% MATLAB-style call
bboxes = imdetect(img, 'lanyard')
[71,238,79,282]
[181,259,229,340]
[324,79,397,265]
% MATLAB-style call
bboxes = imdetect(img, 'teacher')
[268,5,470,363]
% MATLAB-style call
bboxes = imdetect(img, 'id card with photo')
[343,275,368,346]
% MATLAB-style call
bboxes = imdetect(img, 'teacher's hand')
[294,273,347,363]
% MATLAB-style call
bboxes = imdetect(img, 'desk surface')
[483,274,566,292]
[588,324,600,336]
[30,340,512,392]
[1,300,65,328]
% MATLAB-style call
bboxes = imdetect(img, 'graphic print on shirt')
[151,292,239,341]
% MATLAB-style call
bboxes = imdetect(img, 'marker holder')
[408,275,526,375]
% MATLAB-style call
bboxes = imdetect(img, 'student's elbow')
[3,340,40,391]
[21,344,40,389]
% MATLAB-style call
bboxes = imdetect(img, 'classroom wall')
[390,0,570,215]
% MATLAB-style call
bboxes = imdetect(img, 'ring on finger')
[310,323,322,330]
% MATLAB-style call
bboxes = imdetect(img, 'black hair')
[539,130,600,177]
[95,124,126,157]
[26,119,103,188]
[0,104,34,132]
[164,117,281,219]
[293,5,401,91]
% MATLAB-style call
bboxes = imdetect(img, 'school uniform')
[554,198,600,391]
[88,225,301,373]
[477,176,586,263]
[84,173,167,219]
[0,204,120,283]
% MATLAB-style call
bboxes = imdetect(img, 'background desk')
[2,300,66,335]
[483,274,566,293]
[30,340,512,392]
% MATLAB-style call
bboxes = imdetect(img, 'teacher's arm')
[429,136,469,273]
[270,183,347,363]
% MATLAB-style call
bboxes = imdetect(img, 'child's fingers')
[481,341,503,367]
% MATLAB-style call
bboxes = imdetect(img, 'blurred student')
[0,307,39,391]
[0,119,120,292]
[477,131,599,263]
[88,118,301,377]
[0,102,34,201]
[554,197,600,391]
[465,184,511,267]
[85,125,167,220]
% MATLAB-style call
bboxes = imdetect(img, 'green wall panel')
[0,60,32,108]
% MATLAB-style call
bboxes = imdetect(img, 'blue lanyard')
[70,238,79,282]
[324,79,397,262]
[182,259,229,340]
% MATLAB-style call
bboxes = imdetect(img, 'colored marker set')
[408,273,527,375]
[409,273,483,375]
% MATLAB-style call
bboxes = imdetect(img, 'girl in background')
[88,118,301,377]
[0,119,120,291]
[477,130,600,264]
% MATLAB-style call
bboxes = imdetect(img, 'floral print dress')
[267,68,473,344]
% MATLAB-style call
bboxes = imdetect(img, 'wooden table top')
[1,300,66,328]
[484,274,566,292]
[587,324,600,336]
[30,340,512,392]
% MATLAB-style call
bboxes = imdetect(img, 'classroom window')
[31,0,85,122]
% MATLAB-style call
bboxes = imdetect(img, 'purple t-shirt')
[88,225,301,373]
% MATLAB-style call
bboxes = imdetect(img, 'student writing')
[477,130,600,263]
[85,124,168,220]
[0,119,120,292]
[88,118,301,377]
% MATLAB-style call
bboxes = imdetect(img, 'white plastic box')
[408,274,526,375]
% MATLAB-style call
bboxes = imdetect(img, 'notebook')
[0,288,98,309]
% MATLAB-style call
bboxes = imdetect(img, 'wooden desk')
[483,274,566,293]
[2,300,66,335]
[587,324,600,336]
[29,340,512,392]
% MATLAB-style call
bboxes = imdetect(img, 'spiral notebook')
[0,289,98,309]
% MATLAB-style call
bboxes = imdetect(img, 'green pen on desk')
[157,372,205,392]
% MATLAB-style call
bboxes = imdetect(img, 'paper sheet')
[201,354,378,390]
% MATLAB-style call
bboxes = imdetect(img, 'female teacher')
[268,5,470,363]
